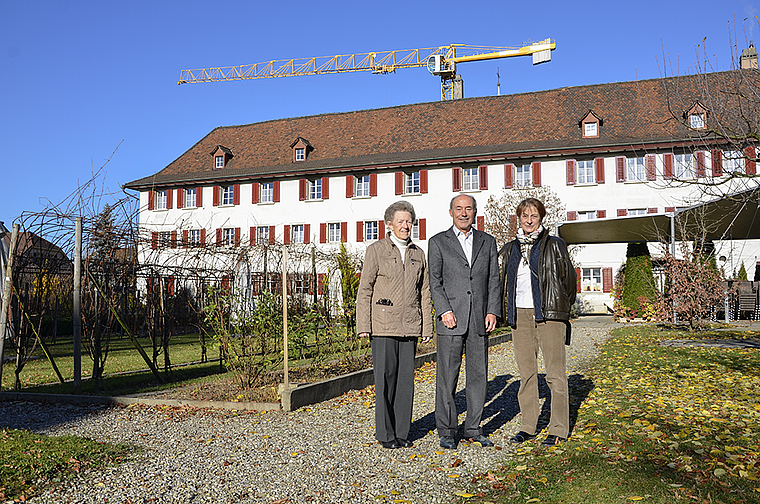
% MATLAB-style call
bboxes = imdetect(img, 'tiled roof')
[125,71,755,190]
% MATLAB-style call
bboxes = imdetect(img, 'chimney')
[741,42,758,69]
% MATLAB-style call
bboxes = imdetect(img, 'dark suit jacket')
[428,227,502,336]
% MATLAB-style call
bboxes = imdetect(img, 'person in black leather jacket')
[501,197,576,447]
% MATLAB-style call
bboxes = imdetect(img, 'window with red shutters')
[268,226,275,245]
[304,223,311,244]
[646,154,656,181]
[665,206,676,213]
[252,182,260,204]
[395,172,403,195]
[176,189,184,209]
[616,157,626,182]
[166,189,173,209]
[531,162,542,186]
[745,146,756,175]
[452,167,462,192]
[216,228,222,246]
[320,223,327,243]
[378,220,385,238]
[273,180,280,202]
[213,186,220,206]
[419,169,428,194]
[567,211,577,221]
[151,232,158,250]
[170,231,177,248]
[196,187,203,207]
[647,207,658,214]
[418,218,426,240]
[346,175,354,198]
[235,228,241,247]
[597,209,607,218]
[504,164,513,189]
[712,150,723,177]
[695,151,706,178]
[321,177,330,199]
[148,190,154,210]
[299,179,307,201]
[233,184,240,205]
[566,159,576,185]
[478,165,488,190]
[370,173,378,196]
[356,221,364,242]
[340,222,347,243]
[200,228,206,247]
[182,229,188,248]
[283,225,291,245]
[594,158,605,183]
[602,267,613,293]
[317,273,326,295]
[617,209,627,217]
[663,153,674,179]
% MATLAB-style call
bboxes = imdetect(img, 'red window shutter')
[566,160,576,185]
[420,169,428,193]
[268,225,275,246]
[166,189,173,209]
[567,211,577,221]
[575,267,582,293]
[176,189,183,209]
[167,276,175,297]
[304,224,311,244]
[647,207,658,214]
[597,209,607,219]
[504,164,513,188]
[299,179,307,201]
[321,177,329,199]
[665,206,676,213]
[616,157,626,182]
[646,154,656,181]
[273,180,280,202]
[320,223,327,243]
[602,267,613,293]
[395,172,403,195]
[478,165,488,190]
[317,273,325,295]
[213,186,220,206]
[346,175,354,198]
[696,151,706,178]
[252,183,260,204]
[663,153,674,179]
[617,209,627,217]
[250,226,256,246]
[340,222,347,243]
[378,220,385,238]
[283,225,291,245]
[477,216,485,230]
[233,184,240,205]
[235,227,241,247]
[200,228,206,246]
[712,150,723,177]
[196,186,203,207]
[356,221,364,242]
[370,173,378,196]
[452,167,462,192]
[182,229,188,248]
[594,157,605,183]
[745,146,756,175]
[170,230,177,248]
[148,190,155,210]
[531,161,541,187]
[216,228,222,246]
[508,215,517,236]
[151,232,158,250]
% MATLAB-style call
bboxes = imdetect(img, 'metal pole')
[73,217,82,393]
[282,245,289,388]
[0,224,20,388]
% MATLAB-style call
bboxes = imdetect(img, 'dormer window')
[690,113,705,129]
[579,110,602,138]
[290,137,313,162]
[210,145,233,170]
[685,102,708,130]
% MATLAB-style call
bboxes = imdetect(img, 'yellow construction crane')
[178,40,556,101]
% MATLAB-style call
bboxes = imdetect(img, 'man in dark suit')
[428,193,502,449]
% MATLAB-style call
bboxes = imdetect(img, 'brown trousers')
[512,308,569,439]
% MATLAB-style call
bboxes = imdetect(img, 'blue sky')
[1,0,756,224]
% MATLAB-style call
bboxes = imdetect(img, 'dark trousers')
[372,336,417,443]
[435,322,488,438]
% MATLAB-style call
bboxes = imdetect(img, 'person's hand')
[421,335,432,344]
[485,313,497,333]
[358,332,370,340]
[441,311,457,329]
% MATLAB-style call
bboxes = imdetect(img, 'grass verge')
[455,325,760,504]
[0,428,133,501]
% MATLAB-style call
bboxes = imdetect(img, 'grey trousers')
[512,308,569,439]
[372,336,417,443]
[435,322,488,438]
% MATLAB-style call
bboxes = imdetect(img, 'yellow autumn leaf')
[447,474,461,478]
[516,464,527,471]
[454,491,475,497]
[628,497,645,501]
[526,499,540,503]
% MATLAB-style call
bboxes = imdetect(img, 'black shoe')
[396,438,413,448]
[541,434,566,447]
[468,434,494,447]
[380,440,400,449]
[509,431,537,444]
[439,436,457,449]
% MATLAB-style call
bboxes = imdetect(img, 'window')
[461,167,479,191]
[355,175,371,197]
[310,179,322,200]
[327,223,341,243]
[188,229,201,247]
[577,211,596,221]
[516,164,531,187]
[582,268,602,292]
[411,222,419,240]
[221,228,235,247]
[215,155,224,169]
[584,122,598,137]
[221,185,234,205]
[405,172,420,194]
[689,113,705,129]
[159,231,171,248]
[577,160,594,184]
[291,224,305,244]
[724,150,745,173]
[628,208,647,216]
[294,148,305,161]
[260,182,273,203]
[365,221,379,241]
[155,190,167,210]
[256,226,270,245]
[184,188,197,208]
[626,157,646,181]
[291,273,309,294]
[675,153,694,178]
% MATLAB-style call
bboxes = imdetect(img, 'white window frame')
[256,226,269,245]
[292,273,309,294]
[581,267,602,292]
[626,157,646,181]
[355,175,371,197]
[675,153,695,179]
[185,188,197,208]
[411,222,419,240]
[159,231,171,248]
[723,150,745,174]
[462,167,479,191]
[689,113,705,129]
[327,223,341,243]
[215,155,224,169]
[628,208,647,216]
[188,229,201,247]
[155,190,167,210]
[222,185,234,206]
[309,179,322,200]
[577,160,594,184]
[260,182,274,203]
[295,148,305,161]
[584,122,598,137]
[577,211,596,221]
[516,164,531,188]
[365,221,379,241]
[405,171,420,194]
[222,228,236,247]
[291,224,305,244]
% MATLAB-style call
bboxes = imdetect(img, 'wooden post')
[0,224,20,388]
[73,217,82,393]
[282,245,289,388]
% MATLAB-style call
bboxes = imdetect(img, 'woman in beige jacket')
[357,201,433,449]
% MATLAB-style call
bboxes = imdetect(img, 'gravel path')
[2,322,615,504]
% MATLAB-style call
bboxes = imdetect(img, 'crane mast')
[178,40,556,101]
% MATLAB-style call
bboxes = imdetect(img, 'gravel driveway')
[2,319,616,503]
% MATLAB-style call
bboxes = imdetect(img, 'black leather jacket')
[501,230,577,327]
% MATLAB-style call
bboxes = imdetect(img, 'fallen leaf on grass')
[454,491,475,498]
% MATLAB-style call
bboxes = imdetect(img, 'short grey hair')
[384,200,417,224]
[449,193,477,214]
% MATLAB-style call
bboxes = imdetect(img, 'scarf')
[516,225,544,264]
